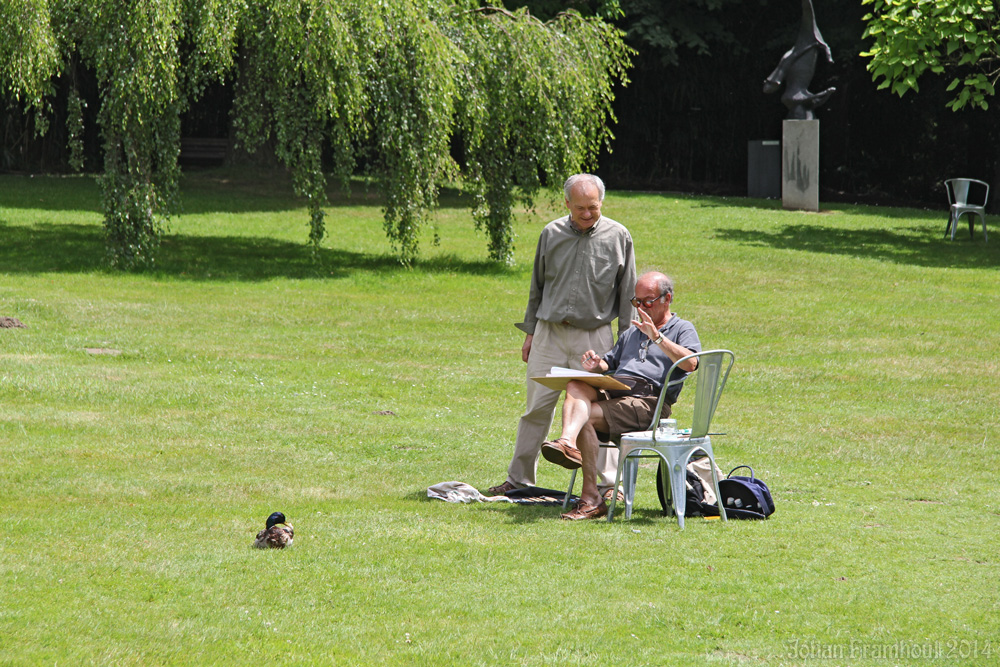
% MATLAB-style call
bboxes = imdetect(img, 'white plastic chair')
[945,178,989,241]
[562,349,735,528]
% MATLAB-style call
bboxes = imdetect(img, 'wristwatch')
[653,334,664,345]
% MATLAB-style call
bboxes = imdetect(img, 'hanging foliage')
[0,1,632,268]
[349,1,461,264]
[452,6,633,262]
[69,1,183,268]
[233,0,364,254]
[0,0,60,134]
[49,0,241,269]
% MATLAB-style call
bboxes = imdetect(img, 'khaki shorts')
[596,394,672,441]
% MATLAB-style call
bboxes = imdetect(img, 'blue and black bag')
[717,465,775,519]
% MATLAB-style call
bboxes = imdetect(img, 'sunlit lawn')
[2,168,999,665]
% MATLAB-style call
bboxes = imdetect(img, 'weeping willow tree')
[0,0,631,268]
[0,0,58,126]
[453,6,633,262]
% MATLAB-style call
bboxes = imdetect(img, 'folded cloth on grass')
[427,482,580,505]
[427,481,579,505]
[428,481,511,503]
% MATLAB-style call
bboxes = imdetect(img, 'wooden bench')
[180,137,228,165]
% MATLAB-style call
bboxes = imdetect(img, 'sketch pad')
[531,367,630,391]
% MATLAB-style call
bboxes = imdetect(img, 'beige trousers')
[506,320,620,489]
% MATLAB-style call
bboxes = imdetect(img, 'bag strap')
[728,465,755,479]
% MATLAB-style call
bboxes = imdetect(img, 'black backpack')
[655,458,723,517]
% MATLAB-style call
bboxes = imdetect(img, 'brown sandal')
[602,488,625,503]
[561,499,608,521]
[486,480,520,495]
[540,437,582,469]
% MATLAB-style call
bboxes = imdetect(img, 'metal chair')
[562,349,735,528]
[945,178,989,241]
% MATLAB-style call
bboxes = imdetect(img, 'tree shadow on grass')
[0,170,474,215]
[715,222,999,269]
[691,195,942,220]
[0,219,511,280]
[176,176,475,216]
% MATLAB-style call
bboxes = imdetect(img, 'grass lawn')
[2,168,999,665]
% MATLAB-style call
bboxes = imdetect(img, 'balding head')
[637,271,673,298]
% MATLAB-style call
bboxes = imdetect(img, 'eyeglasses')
[638,338,650,363]
[630,293,668,309]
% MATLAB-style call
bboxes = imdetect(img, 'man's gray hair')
[654,273,674,297]
[563,174,606,202]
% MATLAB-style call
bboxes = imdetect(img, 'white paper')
[547,366,603,378]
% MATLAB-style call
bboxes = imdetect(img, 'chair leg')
[563,469,577,511]
[623,456,639,520]
[708,456,727,522]
[607,454,625,521]
[608,450,640,521]
[658,456,674,516]
[667,457,688,530]
[670,443,726,528]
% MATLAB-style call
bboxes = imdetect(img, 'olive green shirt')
[516,214,636,337]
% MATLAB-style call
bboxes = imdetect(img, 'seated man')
[540,271,701,520]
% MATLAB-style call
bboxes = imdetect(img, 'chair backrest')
[945,178,990,208]
[648,349,735,441]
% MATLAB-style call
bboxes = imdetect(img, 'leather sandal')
[561,498,608,521]
[602,488,625,503]
[540,438,582,469]
[486,480,520,495]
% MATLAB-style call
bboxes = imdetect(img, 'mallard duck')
[253,512,294,549]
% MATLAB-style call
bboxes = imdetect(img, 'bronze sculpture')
[763,0,836,119]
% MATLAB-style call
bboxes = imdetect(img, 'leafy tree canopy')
[862,0,999,110]
[0,1,632,268]
[515,0,621,20]
[519,0,745,67]
[616,0,745,67]
[0,1,57,102]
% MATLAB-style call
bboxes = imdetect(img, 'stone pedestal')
[782,119,819,211]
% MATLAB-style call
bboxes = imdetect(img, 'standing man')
[487,174,636,498]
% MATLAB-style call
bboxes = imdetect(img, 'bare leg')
[561,380,599,446]
[571,393,611,508]
[551,382,614,513]
[576,422,604,507]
